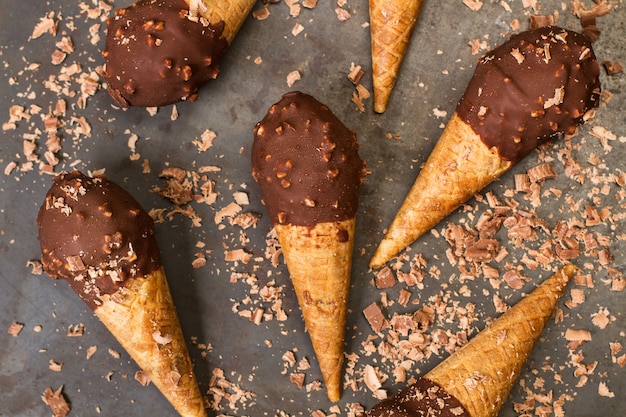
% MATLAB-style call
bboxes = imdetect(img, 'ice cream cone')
[426,264,576,416]
[369,0,425,113]
[95,267,206,417]
[370,26,601,268]
[370,112,511,269]
[186,0,255,45]
[275,219,356,402]
[365,264,576,416]
[103,0,255,107]
[252,91,367,401]
[37,171,206,417]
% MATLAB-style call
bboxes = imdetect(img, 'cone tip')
[327,387,341,402]
[373,97,388,114]
[561,263,578,278]
[554,263,577,289]
[369,236,398,269]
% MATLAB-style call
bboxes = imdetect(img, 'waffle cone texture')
[425,264,576,417]
[187,0,255,45]
[95,267,207,417]
[370,112,512,268]
[369,0,425,113]
[275,219,356,402]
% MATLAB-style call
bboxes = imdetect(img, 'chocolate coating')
[251,91,366,227]
[457,26,601,163]
[365,378,470,417]
[102,0,228,107]
[37,171,161,310]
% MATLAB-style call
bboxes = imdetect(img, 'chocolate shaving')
[41,386,70,417]
[7,322,24,336]
[529,14,556,28]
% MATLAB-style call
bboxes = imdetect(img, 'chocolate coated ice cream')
[457,26,601,163]
[37,171,161,309]
[251,91,366,227]
[102,0,228,107]
[365,378,469,417]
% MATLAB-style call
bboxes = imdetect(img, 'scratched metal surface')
[0,1,624,416]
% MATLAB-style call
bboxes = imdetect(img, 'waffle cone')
[186,0,255,45]
[370,112,512,268]
[425,265,576,417]
[275,218,356,402]
[369,0,425,113]
[94,267,206,417]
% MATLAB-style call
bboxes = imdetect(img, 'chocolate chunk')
[363,302,388,333]
[604,60,623,75]
[251,91,366,227]
[37,171,161,310]
[102,0,228,107]
[457,26,601,164]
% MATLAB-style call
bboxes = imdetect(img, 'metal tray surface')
[1,1,624,416]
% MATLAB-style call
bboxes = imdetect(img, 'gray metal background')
[1,1,624,416]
